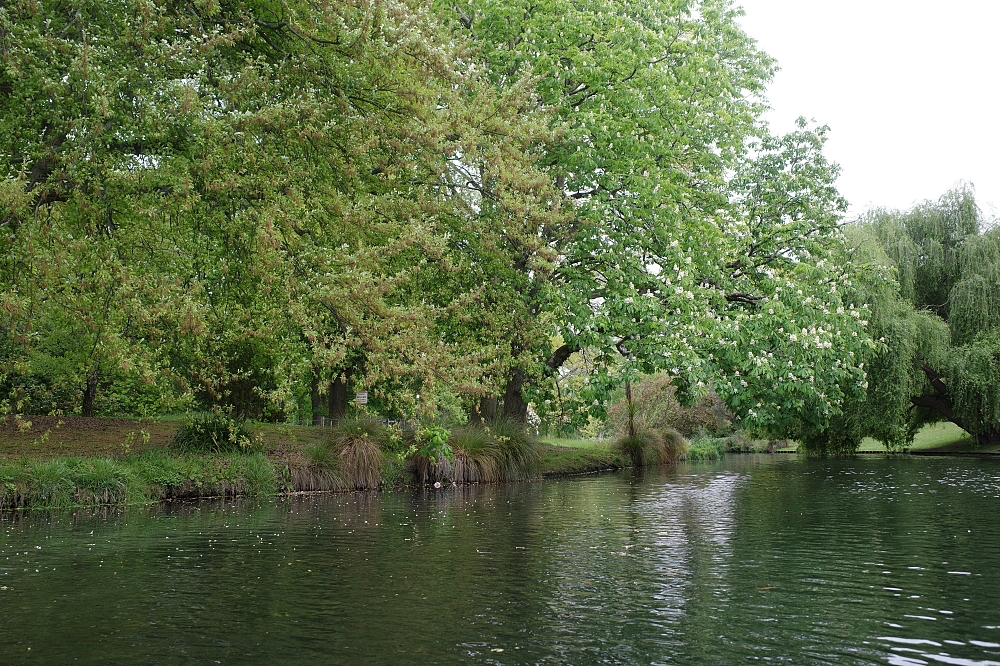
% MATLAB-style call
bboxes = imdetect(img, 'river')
[2,455,1000,665]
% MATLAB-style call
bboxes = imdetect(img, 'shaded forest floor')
[3,417,995,463]
[0,415,329,462]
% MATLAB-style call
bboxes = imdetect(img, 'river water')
[2,455,1000,665]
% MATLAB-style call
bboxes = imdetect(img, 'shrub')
[417,425,453,462]
[172,412,259,454]
[606,374,733,437]
[687,433,727,461]
[724,431,777,453]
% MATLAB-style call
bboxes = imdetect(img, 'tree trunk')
[470,396,498,424]
[328,374,349,422]
[502,368,528,423]
[82,370,98,417]
[310,373,324,426]
[625,378,636,438]
[977,430,1000,448]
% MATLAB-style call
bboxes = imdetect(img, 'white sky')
[736,0,1000,220]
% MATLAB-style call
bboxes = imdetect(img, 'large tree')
[0,0,561,419]
[849,185,1000,449]
[436,0,873,438]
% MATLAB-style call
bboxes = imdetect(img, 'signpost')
[354,391,368,405]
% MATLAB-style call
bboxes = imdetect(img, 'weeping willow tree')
[844,184,1000,449]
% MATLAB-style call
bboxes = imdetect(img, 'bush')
[606,374,733,437]
[687,433,727,461]
[724,431,778,453]
[172,412,259,454]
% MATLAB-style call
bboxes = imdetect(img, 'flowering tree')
[0,0,562,419]
[438,0,873,440]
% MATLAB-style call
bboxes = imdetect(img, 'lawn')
[538,436,624,476]
[539,436,609,449]
[0,415,329,460]
[859,421,996,453]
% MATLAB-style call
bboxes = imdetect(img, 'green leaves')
[0,0,898,444]
[843,186,1000,450]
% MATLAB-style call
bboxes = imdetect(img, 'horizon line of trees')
[2,0,997,451]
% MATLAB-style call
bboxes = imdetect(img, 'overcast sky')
[736,0,1000,220]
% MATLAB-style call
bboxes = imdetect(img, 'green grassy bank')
[1,416,638,511]
[4,416,992,511]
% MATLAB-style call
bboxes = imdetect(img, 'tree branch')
[546,342,579,371]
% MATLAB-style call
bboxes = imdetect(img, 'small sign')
[354,391,368,405]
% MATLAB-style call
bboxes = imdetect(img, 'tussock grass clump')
[486,418,544,481]
[614,427,688,467]
[72,457,132,504]
[614,430,662,467]
[448,427,497,483]
[303,418,388,490]
[659,427,689,463]
[172,412,259,454]
[419,419,543,485]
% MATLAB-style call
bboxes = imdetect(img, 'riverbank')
[5,416,996,511]
[0,416,633,510]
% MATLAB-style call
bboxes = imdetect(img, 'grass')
[0,450,279,510]
[0,414,331,461]
[539,441,625,476]
[540,436,609,449]
[859,421,985,453]
[11,414,987,511]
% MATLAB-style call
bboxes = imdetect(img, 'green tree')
[850,185,1000,448]
[437,0,872,440]
[1,0,562,420]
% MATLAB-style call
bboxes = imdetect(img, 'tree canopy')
[2,0,887,448]
[837,185,1000,452]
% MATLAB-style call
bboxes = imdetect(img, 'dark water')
[2,456,1000,665]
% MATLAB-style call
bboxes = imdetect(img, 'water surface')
[2,455,1000,665]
